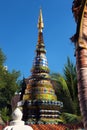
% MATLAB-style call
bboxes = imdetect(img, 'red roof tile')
[30,124,67,130]
[0,123,84,130]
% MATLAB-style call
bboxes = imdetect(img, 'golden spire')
[37,8,44,32]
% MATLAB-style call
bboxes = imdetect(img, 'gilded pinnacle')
[37,9,44,32]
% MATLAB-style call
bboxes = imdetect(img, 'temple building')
[18,9,63,124]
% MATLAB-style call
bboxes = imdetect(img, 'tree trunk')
[76,47,87,129]
[72,0,87,129]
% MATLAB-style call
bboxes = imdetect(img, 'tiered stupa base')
[18,100,63,124]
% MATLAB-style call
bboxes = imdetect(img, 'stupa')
[18,9,63,124]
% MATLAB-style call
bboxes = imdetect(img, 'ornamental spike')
[37,8,44,32]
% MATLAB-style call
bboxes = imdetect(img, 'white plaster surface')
[3,108,33,130]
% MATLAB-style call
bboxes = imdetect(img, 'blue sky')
[0,0,76,78]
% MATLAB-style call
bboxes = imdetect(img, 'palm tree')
[51,73,75,114]
[51,57,81,123]
[72,0,87,129]
[63,57,80,115]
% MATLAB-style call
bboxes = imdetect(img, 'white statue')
[3,108,33,130]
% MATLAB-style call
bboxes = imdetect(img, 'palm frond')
[63,57,77,101]
[61,112,81,124]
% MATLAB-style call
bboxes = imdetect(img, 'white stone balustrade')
[3,108,33,130]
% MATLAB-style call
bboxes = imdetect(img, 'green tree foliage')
[51,57,81,123]
[61,113,81,124]
[63,57,77,101]
[0,49,20,122]
[0,70,20,108]
[51,73,75,113]
[63,57,80,115]
[0,49,6,89]
[1,107,11,123]
[0,48,6,65]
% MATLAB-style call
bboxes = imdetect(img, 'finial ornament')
[37,8,44,32]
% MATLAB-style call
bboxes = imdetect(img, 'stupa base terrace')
[17,100,63,124]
